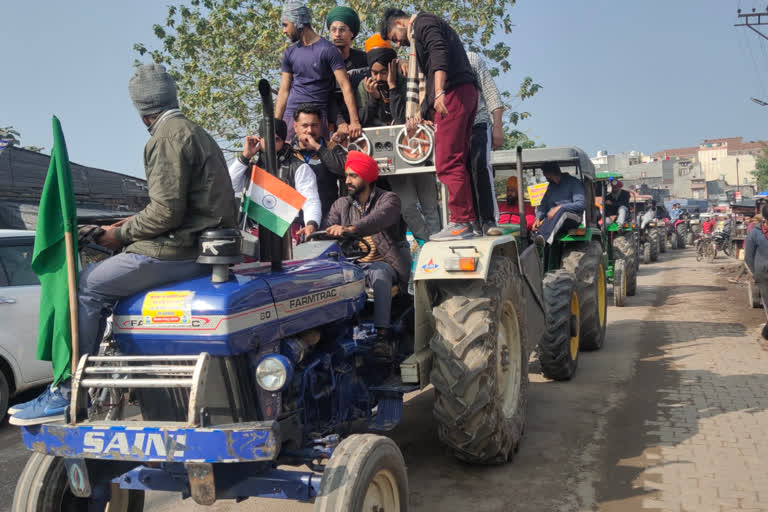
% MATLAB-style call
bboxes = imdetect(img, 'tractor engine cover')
[112,255,366,356]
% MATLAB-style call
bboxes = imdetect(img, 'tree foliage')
[753,148,768,192]
[135,0,539,148]
[0,126,44,152]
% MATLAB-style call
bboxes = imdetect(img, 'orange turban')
[365,33,393,52]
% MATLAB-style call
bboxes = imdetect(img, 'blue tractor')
[13,81,543,512]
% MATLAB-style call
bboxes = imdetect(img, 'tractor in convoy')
[593,172,638,307]
[492,147,608,381]
[13,82,571,512]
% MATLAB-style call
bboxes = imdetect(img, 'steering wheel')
[306,230,372,262]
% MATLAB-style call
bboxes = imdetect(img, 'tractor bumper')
[21,421,279,463]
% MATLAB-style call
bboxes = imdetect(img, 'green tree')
[754,148,768,192]
[0,126,44,152]
[135,0,535,148]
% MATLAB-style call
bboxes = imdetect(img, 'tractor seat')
[366,285,401,301]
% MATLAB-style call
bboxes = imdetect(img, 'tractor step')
[369,397,404,432]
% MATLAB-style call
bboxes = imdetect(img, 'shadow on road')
[595,319,762,508]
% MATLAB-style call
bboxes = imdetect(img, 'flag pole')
[64,229,79,397]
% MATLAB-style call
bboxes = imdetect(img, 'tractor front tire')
[670,232,679,250]
[563,241,607,351]
[643,242,651,264]
[430,256,528,464]
[13,452,144,512]
[659,231,667,253]
[613,236,637,296]
[613,259,627,307]
[538,270,580,381]
[676,226,687,249]
[315,434,408,512]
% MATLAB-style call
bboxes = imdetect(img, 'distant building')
[0,146,148,229]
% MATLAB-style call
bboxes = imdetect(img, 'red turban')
[345,151,379,183]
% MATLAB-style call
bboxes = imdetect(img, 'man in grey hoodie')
[9,64,237,426]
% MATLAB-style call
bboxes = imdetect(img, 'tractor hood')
[113,251,366,356]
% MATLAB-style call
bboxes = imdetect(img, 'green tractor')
[594,172,638,307]
[492,147,608,381]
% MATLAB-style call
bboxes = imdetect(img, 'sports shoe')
[471,221,482,236]
[7,385,53,416]
[9,386,69,426]
[430,222,477,241]
[484,221,503,236]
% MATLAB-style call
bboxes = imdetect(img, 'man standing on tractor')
[10,64,238,426]
[326,6,368,139]
[380,8,480,241]
[290,103,348,219]
[533,162,586,244]
[498,176,536,230]
[604,179,630,225]
[466,51,505,236]
[275,2,362,142]
[324,151,411,358]
[357,33,440,242]
[228,118,322,238]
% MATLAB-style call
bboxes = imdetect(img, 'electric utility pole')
[735,8,768,41]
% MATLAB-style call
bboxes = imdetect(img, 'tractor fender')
[413,235,521,282]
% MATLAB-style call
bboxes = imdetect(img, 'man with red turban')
[498,176,536,230]
[324,151,411,358]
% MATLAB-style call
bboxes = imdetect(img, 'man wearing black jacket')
[291,103,348,218]
[380,9,479,241]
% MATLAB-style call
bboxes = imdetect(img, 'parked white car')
[0,230,53,420]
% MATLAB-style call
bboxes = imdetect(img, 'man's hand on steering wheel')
[326,224,354,238]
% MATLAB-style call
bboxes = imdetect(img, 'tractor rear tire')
[685,232,694,246]
[649,232,659,262]
[315,434,408,512]
[613,259,627,307]
[13,452,144,512]
[537,270,579,381]
[670,232,679,250]
[563,241,607,351]
[749,281,762,308]
[430,256,528,464]
[613,236,637,296]
[676,225,687,249]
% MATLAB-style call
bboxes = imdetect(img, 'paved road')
[1,248,765,511]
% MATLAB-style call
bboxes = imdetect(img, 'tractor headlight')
[256,355,293,392]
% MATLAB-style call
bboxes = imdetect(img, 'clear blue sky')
[1,0,766,179]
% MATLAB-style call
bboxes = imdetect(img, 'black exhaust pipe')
[258,78,286,271]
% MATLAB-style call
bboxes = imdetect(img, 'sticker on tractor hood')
[114,281,364,336]
[421,259,439,273]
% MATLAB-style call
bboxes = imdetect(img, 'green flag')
[32,116,78,386]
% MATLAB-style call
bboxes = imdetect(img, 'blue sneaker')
[7,385,52,415]
[9,386,68,426]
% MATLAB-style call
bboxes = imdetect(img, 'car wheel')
[0,369,9,422]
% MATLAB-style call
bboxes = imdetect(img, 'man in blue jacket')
[533,162,586,244]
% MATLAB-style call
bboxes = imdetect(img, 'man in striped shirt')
[467,52,505,236]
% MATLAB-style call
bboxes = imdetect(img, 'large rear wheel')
[537,270,579,381]
[430,255,528,464]
[563,241,607,351]
[676,225,687,249]
[315,434,408,512]
[613,235,637,296]
[13,453,144,512]
[649,232,659,262]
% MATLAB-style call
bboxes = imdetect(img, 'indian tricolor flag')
[244,166,306,236]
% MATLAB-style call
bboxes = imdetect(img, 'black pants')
[468,123,498,224]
